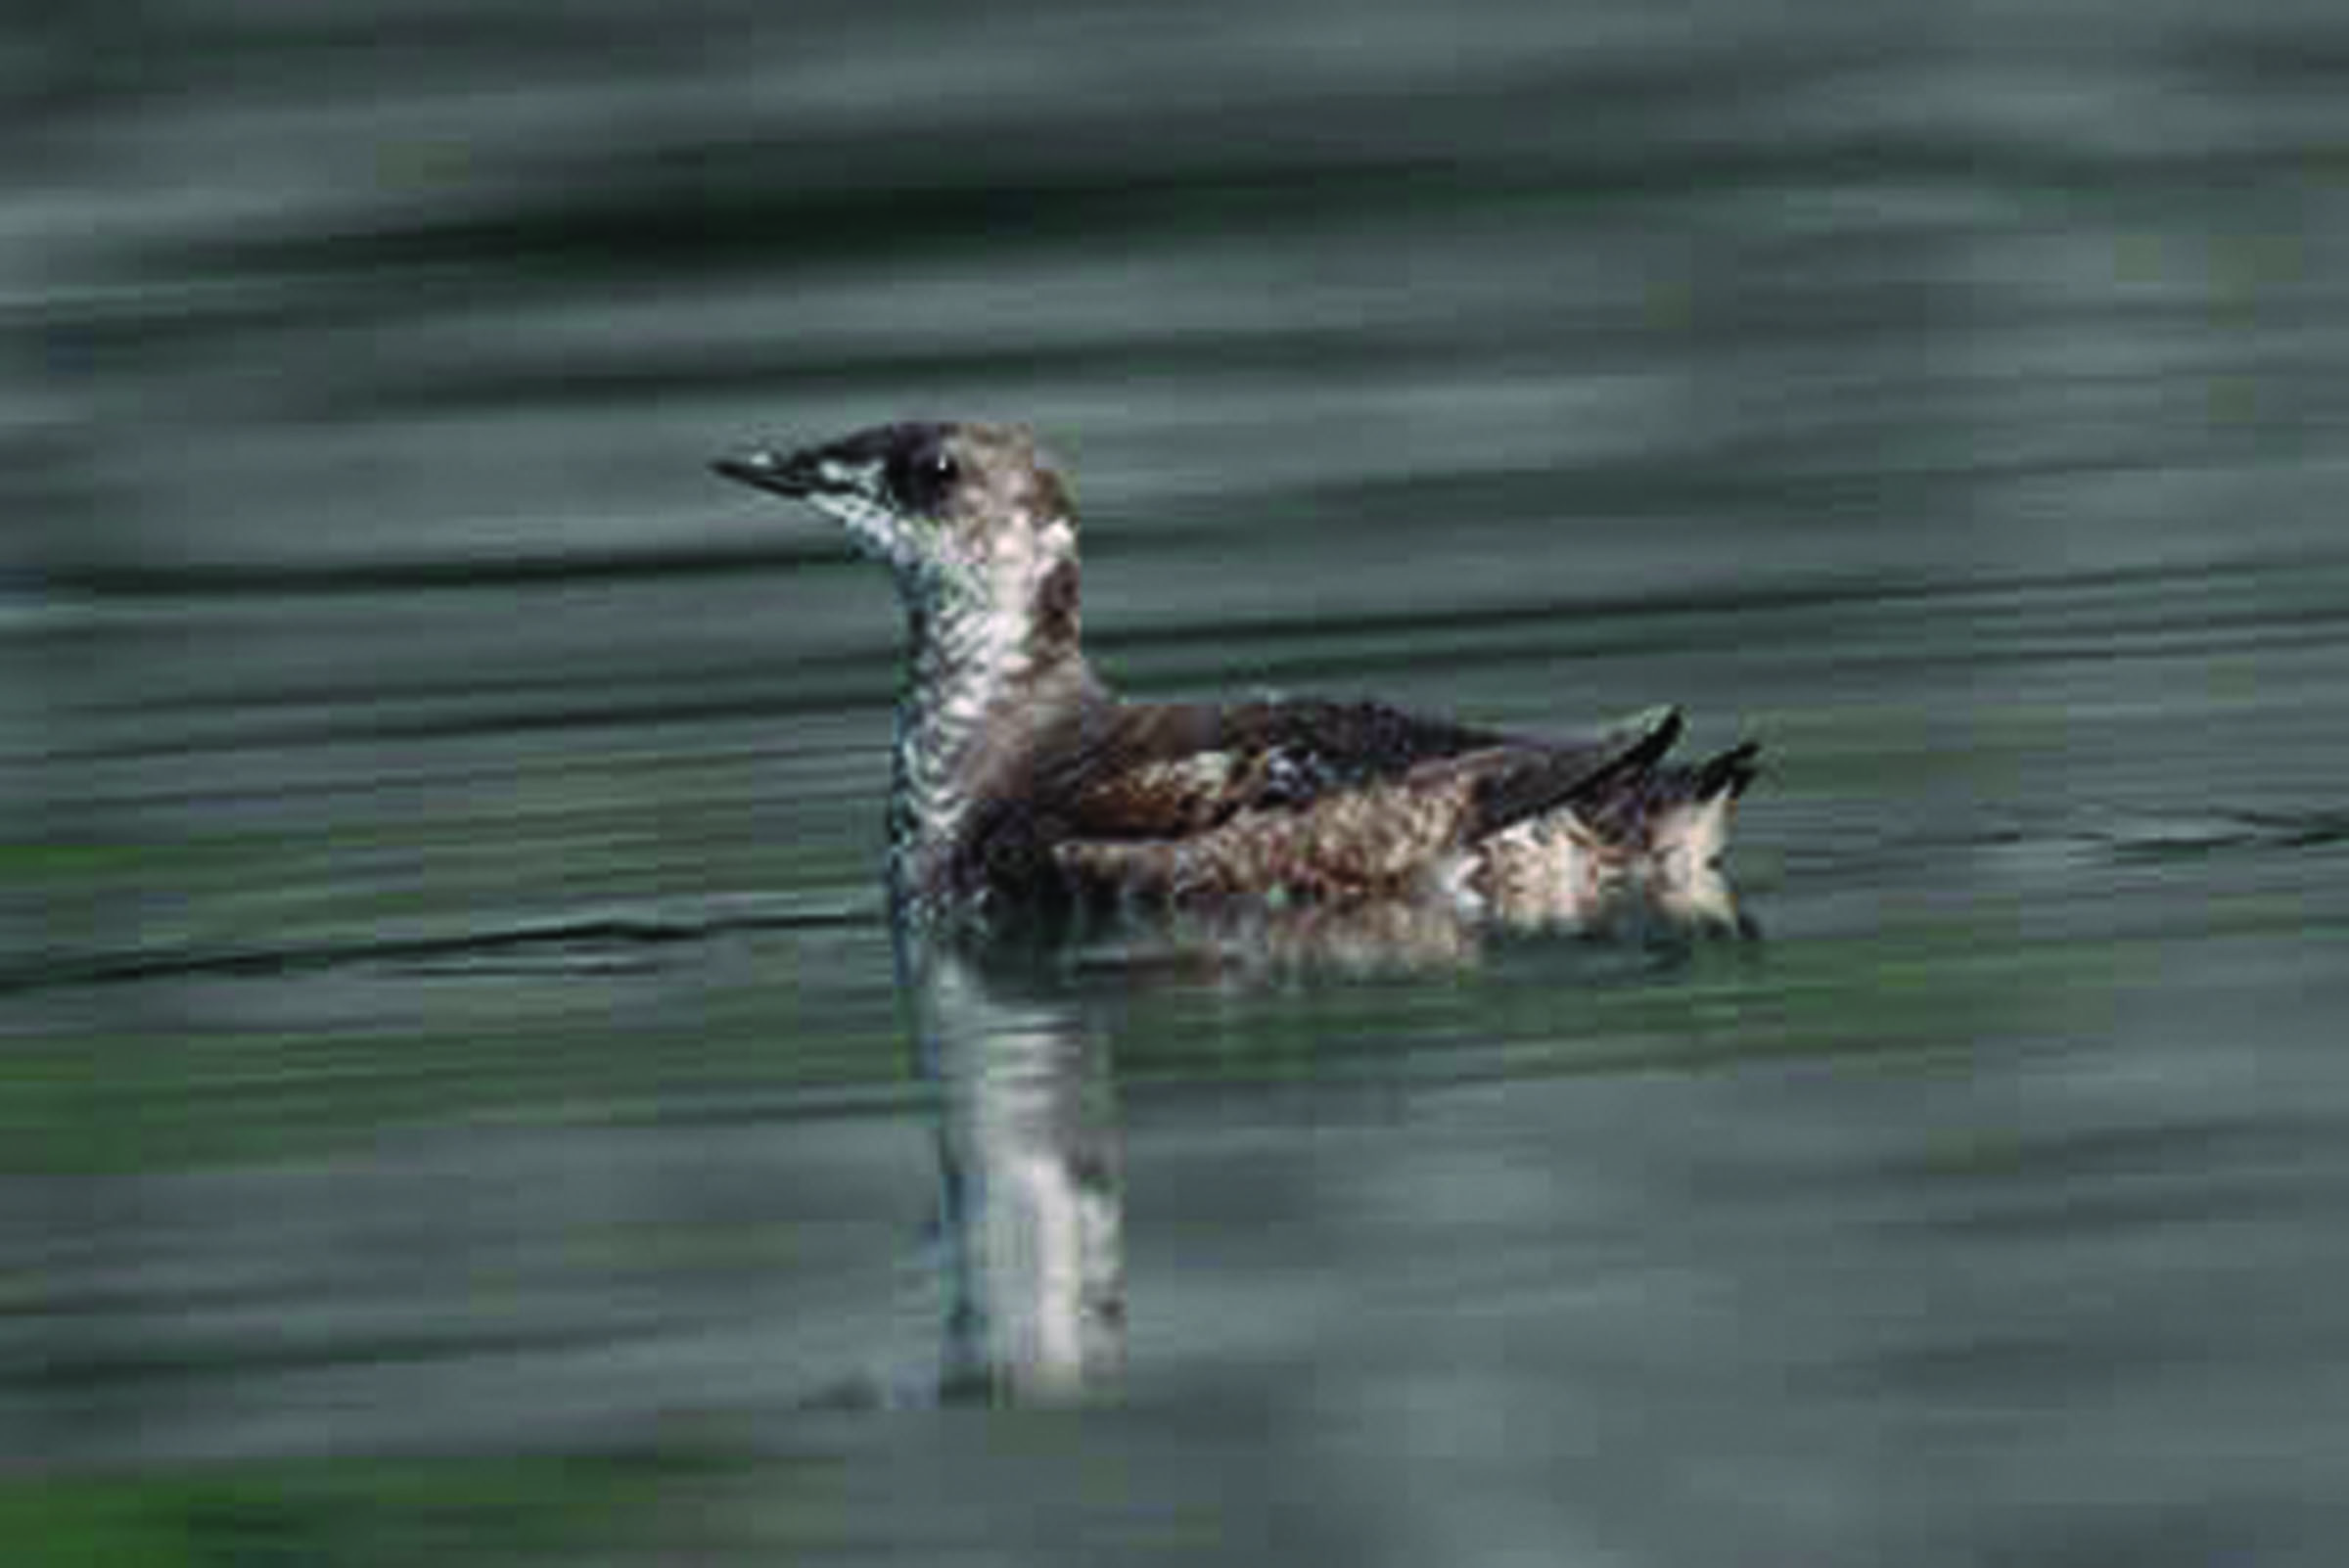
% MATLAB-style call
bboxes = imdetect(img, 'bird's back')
[940,695,1751,911]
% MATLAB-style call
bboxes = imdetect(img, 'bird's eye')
[894,444,958,513]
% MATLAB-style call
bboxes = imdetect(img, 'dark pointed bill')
[712,446,818,497]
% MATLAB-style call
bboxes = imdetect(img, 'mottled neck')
[888,559,1095,901]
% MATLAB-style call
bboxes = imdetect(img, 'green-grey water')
[10,1,2349,1563]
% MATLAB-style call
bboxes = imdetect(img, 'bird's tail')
[1583,738,1762,870]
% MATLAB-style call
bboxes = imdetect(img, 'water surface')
[11,1,2349,1562]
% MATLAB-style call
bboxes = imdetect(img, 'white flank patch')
[1134,752,1234,793]
[1652,794,1734,877]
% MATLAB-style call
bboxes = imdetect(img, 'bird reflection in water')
[910,936,1126,1405]
[893,857,1749,1407]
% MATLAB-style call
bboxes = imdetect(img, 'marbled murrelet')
[714,421,1759,926]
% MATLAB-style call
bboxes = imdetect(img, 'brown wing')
[947,695,1683,906]
[1047,697,1686,841]
[1043,697,1510,840]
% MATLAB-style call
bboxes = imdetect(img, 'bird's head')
[715,421,1079,624]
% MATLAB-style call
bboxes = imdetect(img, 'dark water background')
[10,1,2349,1562]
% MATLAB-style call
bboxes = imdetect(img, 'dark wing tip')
[1611,704,1684,771]
[1462,711,1679,843]
[1696,740,1763,801]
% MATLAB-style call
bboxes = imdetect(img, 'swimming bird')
[714,421,1758,926]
